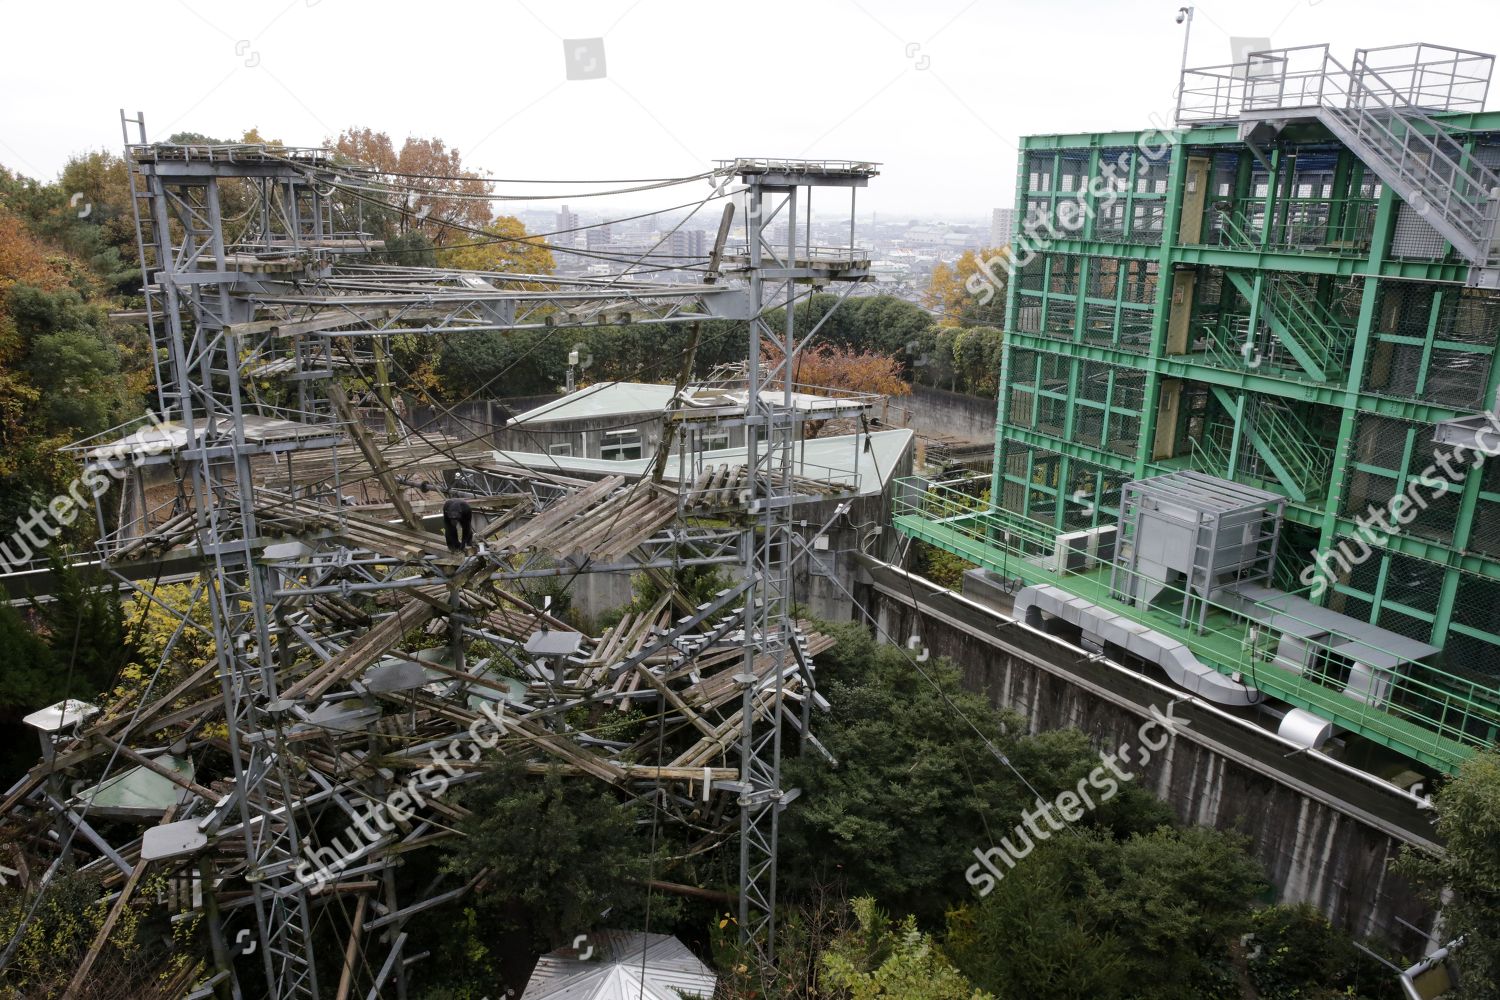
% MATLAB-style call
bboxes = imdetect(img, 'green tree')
[778,622,1174,926]
[0,601,58,723]
[1245,904,1400,1000]
[27,328,122,434]
[1396,750,1500,999]
[822,897,993,1000]
[945,827,1266,1000]
[444,756,671,951]
[436,216,554,276]
[949,326,1004,397]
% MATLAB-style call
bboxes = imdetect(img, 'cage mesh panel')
[1352,415,1409,472]
[1018,253,1046,291]
[1382,552,1444,614]
[1468,497,1500,559]
[1327,591,1375,623]
[1377,604,1435,645]
[1452,574,1500,635]
[1008,387,1036,428]
[1122,260,1159,304]
[1341,469,1399,520]
[1084,303,1116,346]
[1130,203,1165,245]
[1074,407,1104,449]
[1441,633,1500,691]
[1026,153,1054,192]
[1407,487,1462,545]
[1058,150,1089,194]
[1426,348,1490,409]
[1444,290,1500,345]
[1087,257,1117,298]
[1044,300,1076,338]
[1048,254,1081,294]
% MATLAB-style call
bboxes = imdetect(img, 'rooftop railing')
[1176,42,1494,123]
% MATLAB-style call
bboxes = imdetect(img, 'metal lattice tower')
[725,158,877,958]
[57,117,880,996]
[124,133,342,999]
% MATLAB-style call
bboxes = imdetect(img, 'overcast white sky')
[3,0,1499,219]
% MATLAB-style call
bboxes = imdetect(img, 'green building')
[896,44,1500,774]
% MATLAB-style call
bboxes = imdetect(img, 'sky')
[2,0,1499,219]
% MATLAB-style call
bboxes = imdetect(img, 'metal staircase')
[1317,52,1500,287]
[1224,271,1352,382]
[1206,386,1329,503]
[1179,43,1500,287]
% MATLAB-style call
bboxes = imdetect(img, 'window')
[600,429,643,461]
[548,442,573,457]
[697,430,730,452]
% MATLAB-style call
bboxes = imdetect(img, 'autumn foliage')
[761,338,910,399]
[329,128,494,246]
[924,246,1009,328]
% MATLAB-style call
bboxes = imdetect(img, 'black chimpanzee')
[442,498,474,552]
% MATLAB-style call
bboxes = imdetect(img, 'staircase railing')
[1179,44,1500,280]
[1212,206,1262,250]
[1246,399,1330,501]
[1190,428,1233,478]
[1318,50,1500,268]
[1261,275,1355,376]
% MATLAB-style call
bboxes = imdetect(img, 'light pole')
[1175,6,1195,103]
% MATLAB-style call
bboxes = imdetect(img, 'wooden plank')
[327,382,422,531]
[63,806,178,998]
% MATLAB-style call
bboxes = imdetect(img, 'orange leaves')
[760,337,911,399]
[925,246,1010,327]
[0,207,71,293]
[330,128,494,246]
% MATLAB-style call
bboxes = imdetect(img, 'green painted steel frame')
[972,115,1500,768]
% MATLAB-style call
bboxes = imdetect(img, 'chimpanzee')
[442,498,474,552]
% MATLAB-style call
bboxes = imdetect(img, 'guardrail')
[894,475,1499,765]
[1176,42,1495,123]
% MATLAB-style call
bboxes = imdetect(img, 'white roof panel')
[523,930,716,1000]
[492,428,913,496]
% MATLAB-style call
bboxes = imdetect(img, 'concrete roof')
[491,427,914,496]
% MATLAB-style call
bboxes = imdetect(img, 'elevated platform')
[719,245,872,281]
[715,157,879,187]
[892,475,1498,772]
[80,414,344,466]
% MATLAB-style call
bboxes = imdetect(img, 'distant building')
[989,206,1015,247]
[555,204,579,233]
[665,228,706,260]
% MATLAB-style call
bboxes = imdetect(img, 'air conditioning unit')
[1048,525,1118,574]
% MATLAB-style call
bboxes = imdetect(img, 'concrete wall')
[856,559,1439,956]
[898,385,997,444]
[410,395,561,445]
